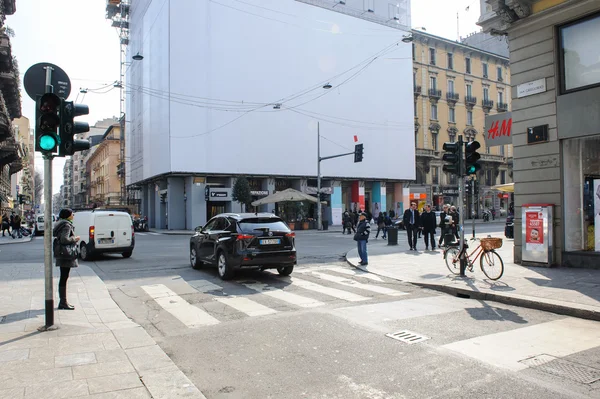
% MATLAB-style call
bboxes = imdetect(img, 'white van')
[73,210,135,260]
[34,214,57,236]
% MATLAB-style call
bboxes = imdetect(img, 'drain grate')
[385,330,430,344]
[521,355,600,385]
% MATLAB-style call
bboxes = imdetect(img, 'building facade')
[478,0,600,268]
[121,0,415,230]
[61,159,73,209]
[88,124,122,207]
[412,30,513,216]
[0,0,22,215]
[10,117,33,215]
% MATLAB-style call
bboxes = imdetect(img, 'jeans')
[406,224,418,249]
[357,240,368,264]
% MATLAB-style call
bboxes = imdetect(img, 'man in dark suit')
[421,204,437,251]
[403,202,420,250]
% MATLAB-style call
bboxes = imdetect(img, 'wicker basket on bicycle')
[480,237,503,251]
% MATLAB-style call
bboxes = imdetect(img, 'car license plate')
[98,238,114,244]
[260,239,280,245]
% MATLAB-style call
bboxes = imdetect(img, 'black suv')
[189,213,297,280]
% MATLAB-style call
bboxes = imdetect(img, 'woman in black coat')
[53,208,80,310]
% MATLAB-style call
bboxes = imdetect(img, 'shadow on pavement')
[465,300,527,324]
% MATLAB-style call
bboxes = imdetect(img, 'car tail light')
[237,234,254,241]
[285,232,295,238]
[89,226,95,241]
[131,225,134,238]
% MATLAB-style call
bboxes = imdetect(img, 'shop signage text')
[484,112,512,147]
[517,78,546,98]
[205,187,232,201]
[251,190,269,196]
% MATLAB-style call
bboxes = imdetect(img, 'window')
[447,79,454,93]
[498,91,504,104]
[239,218,290,234]
[413,71,417,87]
[414,101,417,117]
[500,170,506,184]
[483,87,489,100]
[412,43,415,60]
[486,170,493,186]
[467,110,473,125]
[486,146,490,154]
[497,66,503,81]
[430,104,438,120]
[429,48,436,65]
[447,53,454,70]
[432,167,439,184]
[483,62,488,77]
[449,107,455,123]
[430,76,437,90]
[466,83,472,97]
[449,174,457,185]
[500,145,505,156]
[432,133,438,151]
[465,58,471,74]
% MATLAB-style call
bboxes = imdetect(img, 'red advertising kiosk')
[521,204,554,266]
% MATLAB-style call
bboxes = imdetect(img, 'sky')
[7,0,481,198]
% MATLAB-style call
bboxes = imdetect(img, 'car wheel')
[80,242,91,261]
[217,251,234,280]
[122,251,132,258]
[277,265,294,276]
[190,246,203,269]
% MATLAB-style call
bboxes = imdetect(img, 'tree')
[34,170,43,205]
[232,176,252,212]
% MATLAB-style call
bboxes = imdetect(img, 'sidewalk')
[0,263,206,399]
[0,234,32,245]
[346,234,600,322]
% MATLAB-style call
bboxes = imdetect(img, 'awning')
[251,188,318,206]
[490,183,514,193]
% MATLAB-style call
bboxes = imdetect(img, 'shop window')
[559,12,600,93]
[562,136,600,252]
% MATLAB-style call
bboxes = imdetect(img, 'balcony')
[482,99,494,112]
[428,89,442,102]
[414,85,421,98]
[465,96,477,108]
[497,102,508,112]
[416,148,437,158]
[446,92,459,105]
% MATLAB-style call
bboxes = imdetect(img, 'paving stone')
[0,356,55,376]
[87,387,151,399]
[0,387,25,399]
[0,366,73,390]
[90,298,119,311]
[24,379,89,399]
[104,320,138,330]
[94,349,128,364]
[86,372,142,394]
[126,345,175,372]
[73,359,135,380]
[112,327,155,349]
[141,369,205,399]
[0,348,29,362]
[86,315,102,324]
[55,352,97,368]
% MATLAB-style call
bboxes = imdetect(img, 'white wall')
[128,0,415,183]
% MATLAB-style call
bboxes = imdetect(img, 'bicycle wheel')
[480,250,504,280]
[444,247,461,275]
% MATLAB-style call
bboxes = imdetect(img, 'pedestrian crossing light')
[35,93,61,154]
[59,100,91,157]
[442,141,463,176]
[354,143,364,163]
[464,140,482,175]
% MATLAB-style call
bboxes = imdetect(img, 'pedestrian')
[389,209,395,219]
[375,211,385,239]
[11,213,22,239]
[1,212,9,237]
[450,206,460,240]
[491,208,496,220]
[343,211,353,235]
[53,208,81,310]
[354,212,370,266]
[421,204,437,250]
[403,202,420,250]
[438,204,449,247]
[352,210,359,232]
[383,212,392,239]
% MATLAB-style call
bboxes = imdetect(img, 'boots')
[58,285,75,310]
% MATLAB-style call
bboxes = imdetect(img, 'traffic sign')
[23,62,71,100]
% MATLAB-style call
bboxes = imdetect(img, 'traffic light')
[464,141,482,175]
[354,143,364,163]
[35,93,61,154]
[441,142,463,176]
[59,100,91,157]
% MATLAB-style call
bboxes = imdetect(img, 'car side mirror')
[194,226,203,233]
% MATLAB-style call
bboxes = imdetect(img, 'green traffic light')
[39,134,57,151]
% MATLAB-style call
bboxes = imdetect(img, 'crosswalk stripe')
[442,317,600,371]
[288,276,368,302]
[216,297,278,317]
[149,232,161,236]
[142,284,220,327]
[309,272,408,297]
[136,232,147,236]
[242,282,324,308]
[187,279,223,293]
[297,266,385,283]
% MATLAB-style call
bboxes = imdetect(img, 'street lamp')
[323,83,332,89]
[132,52,144,61]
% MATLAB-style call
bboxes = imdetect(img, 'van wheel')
[80,243,91,261]
[122,251,132,258]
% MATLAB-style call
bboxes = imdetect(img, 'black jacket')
[403,209,420,227]
[354,220,370,241]
[421,211,436,232]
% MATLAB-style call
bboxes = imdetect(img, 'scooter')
[482,210,491,222]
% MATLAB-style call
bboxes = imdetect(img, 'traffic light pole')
[41,66,55,331]
[458,135,468,277]
[472,177,476,239]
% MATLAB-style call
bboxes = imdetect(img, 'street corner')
[0,234,33,245]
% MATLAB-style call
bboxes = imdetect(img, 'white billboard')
[127,0,415,184]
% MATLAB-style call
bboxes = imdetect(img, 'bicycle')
[443,236,504,280]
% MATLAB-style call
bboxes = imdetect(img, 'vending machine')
[521,204,554,266]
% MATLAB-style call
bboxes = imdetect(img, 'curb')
[149,230,193,236]
[0,235,33,245]
[345,250,600,323]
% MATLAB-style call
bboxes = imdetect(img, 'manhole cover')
[385,330,430,344]
[521,355,600,385]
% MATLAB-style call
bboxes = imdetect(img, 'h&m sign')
[484,112,512,147]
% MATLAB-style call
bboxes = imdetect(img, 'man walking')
[438,204,449,247]
[354,212,370,266]
[403,202,420,250]
[421,204,437,250]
